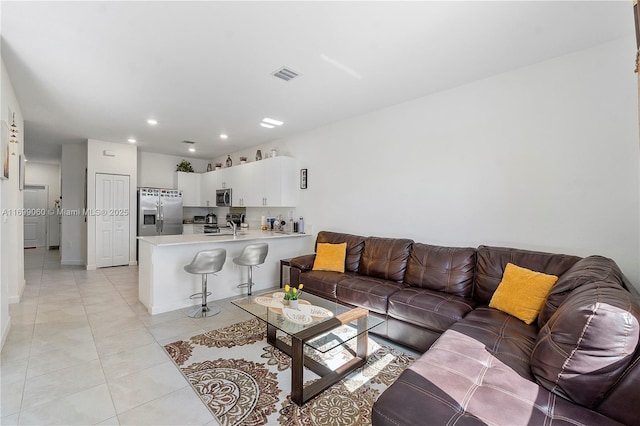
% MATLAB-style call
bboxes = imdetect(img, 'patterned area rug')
[164,318,416,426]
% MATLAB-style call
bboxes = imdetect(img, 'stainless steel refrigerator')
[137,188,183,236]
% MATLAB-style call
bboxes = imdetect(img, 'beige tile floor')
[1,247,254,425]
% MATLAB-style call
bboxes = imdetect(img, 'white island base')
[138,230,313,315]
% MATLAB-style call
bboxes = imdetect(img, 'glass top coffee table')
[232,289,385,405]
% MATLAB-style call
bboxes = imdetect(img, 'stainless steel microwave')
[216,188,232,207]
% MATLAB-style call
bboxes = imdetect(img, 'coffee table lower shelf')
[266,307,370,405]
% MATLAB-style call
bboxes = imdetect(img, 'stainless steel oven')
[216,188,232,207]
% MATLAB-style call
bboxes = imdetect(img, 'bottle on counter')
[298,217,304,233]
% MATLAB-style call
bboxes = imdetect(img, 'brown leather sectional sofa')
[289,231,640,425]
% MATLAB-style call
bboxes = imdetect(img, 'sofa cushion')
[388,287,477,333]
[489,263,558,325]
[538,255,624,328]
[404,243,476,298]
[453,306,539,379]
[531,282,640,409]
[373,321,621,426]
[358,237,413,282]
[297,270,357,300]
[312,243,347,273]
[475,245,581,305]
[316,231,366,273]
[337,276,404,314]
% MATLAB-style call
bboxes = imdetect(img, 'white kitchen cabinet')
[200,171,218,207]
[217,168,233,189]
[222,157,298,207]
[175,157,298,208]
[232,163,258,207]
[251,156,299,207]
[174,172,201,206]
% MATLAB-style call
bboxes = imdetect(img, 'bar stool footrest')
[189,291,212,300]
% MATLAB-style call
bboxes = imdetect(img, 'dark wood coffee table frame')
[266,307,369,405]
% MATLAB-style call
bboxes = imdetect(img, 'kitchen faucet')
[227,221,237,236]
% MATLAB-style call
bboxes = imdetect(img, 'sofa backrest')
[359,236,413,282]
[404,243,476,298]
[316,231,366,273]
[474,245,581,305]
[530,280,640,424]
[537,255,625,328]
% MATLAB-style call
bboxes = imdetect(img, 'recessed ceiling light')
[147,119,158,125]
[128,138,136,144]
[260,123,275,129]
[188,147,196,152]
[262,118,283,126]
[220,134,228,140]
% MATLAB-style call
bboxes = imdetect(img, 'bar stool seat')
[184,248,226,318]
[233,243,268,296]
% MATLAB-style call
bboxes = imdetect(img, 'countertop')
[137,229,312,247]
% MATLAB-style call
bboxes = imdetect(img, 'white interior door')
[96,173,130,267]
[23,185,48,248]
[112,175,129,266]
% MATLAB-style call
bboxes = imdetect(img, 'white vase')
[289,299,299,310]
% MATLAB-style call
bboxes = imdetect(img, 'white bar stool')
[233,243,268,296]
[184,248,226,318]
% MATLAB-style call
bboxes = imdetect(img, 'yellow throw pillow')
[312,243,347,273]
[489,263,558,324]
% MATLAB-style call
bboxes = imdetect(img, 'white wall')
[25,162,60,209]
[137,151,209,189]
[217,37,640,287]
[0,59,25,348]
[60,143,87,265]
[87,139,138,269]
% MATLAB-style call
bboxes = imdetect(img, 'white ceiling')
[1,1,634,163]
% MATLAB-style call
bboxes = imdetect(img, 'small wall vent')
[272,67,300,82]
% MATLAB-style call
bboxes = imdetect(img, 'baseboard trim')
[129,260,138,266]
[149,299,199,315]
[86,264,96,271]
[8,281,25,304]
[61,260,84,266]
[1,316,11,351]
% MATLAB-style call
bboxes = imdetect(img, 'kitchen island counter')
[138,230,313,314]
[138,229,309,246]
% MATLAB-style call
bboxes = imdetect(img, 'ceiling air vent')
[272,67,299,82]
[182,140,196,145]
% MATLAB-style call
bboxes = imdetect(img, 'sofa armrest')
[290,254,316,271]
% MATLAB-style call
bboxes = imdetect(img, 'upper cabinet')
[174,172,201,206]
[175,157,298,208]
[246,156,299,207]
[200,171,218,207]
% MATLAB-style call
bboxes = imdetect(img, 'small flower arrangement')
[284,283,303,300]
